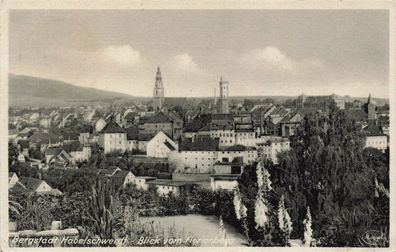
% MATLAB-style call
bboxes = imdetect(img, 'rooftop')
[210,174,240,180]
[144,111,172,124]
[164,140,176,151]
[180,136,219,151]
[126,126,139,140]
[100,121,126,134]
[184,114,211,132]
[19,176,49,191]
[147,179,196,187]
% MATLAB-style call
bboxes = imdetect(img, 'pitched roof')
[126,126,139,140]
[184,114,211,132]
[223,145,256,151]
[100,121,126,134]
[98,166,120,176]
[198,124,211,132]
[8,172,17,184]
[210,122,234,131]
[138,133,156,141]
[364,122,382,136]
[146,179,196,187]
[180,136,219,151]
[135,176,156,181]
[63,141,83,152]
[60,132,79,141]
[164,140,176,151]
[280,112,302,123]
[10,181,29,193]
[210,174,240,180]
[113,169,133,178]
[144,111,172,124]
[211,113,233,121]
[111,170,134,187]
[29,132,62,144]
[124,112,138,121]
[45,147,63,156]
[17,140,30,149]
[19,177,49,191]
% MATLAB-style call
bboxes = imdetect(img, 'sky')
[9,10,389,98]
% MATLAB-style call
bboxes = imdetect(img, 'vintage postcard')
[0,0,395,251]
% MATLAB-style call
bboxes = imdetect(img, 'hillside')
[9,74,134,107]
[8,74,388,107]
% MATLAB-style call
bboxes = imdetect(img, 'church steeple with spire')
[153,66,165,111]
[366,93,376,121]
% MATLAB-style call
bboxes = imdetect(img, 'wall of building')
[210,129,235,147]
[103,133,127,153]
[235,131,256,146]
[71,146,91,162]
[172,173,211,182]
[36,182,52,193]
[169,149,257,173]
[155,185,180,196]
[365,135,388,151]
[123,173,135,188]
[131,177,151,191]
[146,132,178,158]
[210,178,238,191]
[261,141,290,164]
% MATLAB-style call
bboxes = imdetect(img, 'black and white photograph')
[1,2,394,249]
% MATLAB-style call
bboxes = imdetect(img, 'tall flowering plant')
[277,195,293,245]
[233,188,249,243]
[254,160,273,243]
[303,206,313,247]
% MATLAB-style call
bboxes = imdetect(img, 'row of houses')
[95,166,239,196]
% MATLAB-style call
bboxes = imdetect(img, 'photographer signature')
[359,230,388,247]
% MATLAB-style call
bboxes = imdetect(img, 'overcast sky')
[10,10,389,98]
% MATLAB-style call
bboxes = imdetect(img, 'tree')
[267,107,388,246]
[9,142,19,166]
[10,162,40,179]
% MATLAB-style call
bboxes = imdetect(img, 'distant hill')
[9,74,134,107]
[8,74,388,107]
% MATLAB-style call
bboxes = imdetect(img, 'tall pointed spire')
[368,93,372,104]
[153,66,165,111]
[156,66,162,81]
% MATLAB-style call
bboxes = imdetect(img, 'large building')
[99,120,127,153]
[169,136,257,173]
[153,66,165,111]
[217,77,229,114]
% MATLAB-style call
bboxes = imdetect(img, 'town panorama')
[6,9,390,249]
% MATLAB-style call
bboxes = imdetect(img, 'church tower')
[153,66,165,111]
[367,93,376,121]
[218,76,229,114]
